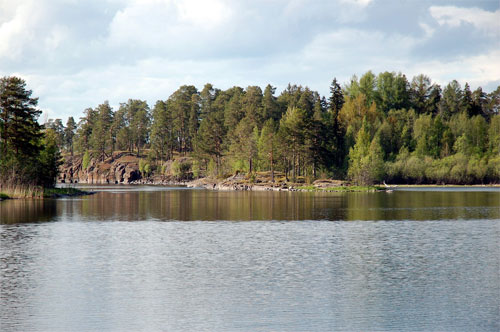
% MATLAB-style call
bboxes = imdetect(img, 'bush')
[487,155,500,182]
[207,159,217,177]
[249,173,256,183]
[192,159,200,178]
[82,151,91,170]
[172,160,192,180]
[139,159,151,177]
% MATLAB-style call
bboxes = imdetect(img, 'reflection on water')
[0,199,57,224]
[0,186,499,331]
[1,187,499,223]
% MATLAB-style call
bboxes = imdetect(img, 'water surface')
[1,186,499,331]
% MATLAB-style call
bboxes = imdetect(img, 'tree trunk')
[270,150,274,183]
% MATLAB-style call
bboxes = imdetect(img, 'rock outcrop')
[59,153,141,184]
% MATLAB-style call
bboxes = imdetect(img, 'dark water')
[1,186,499,331]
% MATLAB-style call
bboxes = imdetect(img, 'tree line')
[40,71,500,184]
[0,77,61,189]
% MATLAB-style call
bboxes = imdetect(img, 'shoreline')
[56,176,500,193]
[136,176,500,192]
[0,187,95,200]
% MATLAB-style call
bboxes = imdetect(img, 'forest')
[3,71,500,187]
[0,76,61,195]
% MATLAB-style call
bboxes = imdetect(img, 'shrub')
[487,155,500,182]
[207,159,217,177]
[139,159,151,177]
[82,151,91,170]
[192,159,200,178]
[172,160,192,180]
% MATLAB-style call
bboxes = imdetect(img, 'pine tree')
[278,107,306,181]
[151,100,174,162]
[258,119,278,182]
[328,78,344,117]
[243,86,264,129]
[44,119,65,148]
[328,78,345,170]
[75,107,97,153]
[90,101,114,161]
[119,99,150,155]
[0,76,60,188]
[64,117,76,156]
[0,76,41,158]
[410,74,432,114]
[440,80,462,119]
[262,84,281,121]
[37,128,63,188]
[461,83,473,116]
[195,105,226,176]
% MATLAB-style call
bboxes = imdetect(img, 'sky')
[1,0,499,122]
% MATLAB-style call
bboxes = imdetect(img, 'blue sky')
[1,0,499,121]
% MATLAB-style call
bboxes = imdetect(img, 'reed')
[0,183,44,199]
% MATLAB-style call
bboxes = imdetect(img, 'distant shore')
[60,174,500,193]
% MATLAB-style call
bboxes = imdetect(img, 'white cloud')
[175,0,231,27]
[107,0,232,53]
[2,0,499,121]
[340,0,373,7]
[407,49,500,88]
[419,22,435,39]
[44,25,69,51]
[0,0,44,59]
[430,6,500,37]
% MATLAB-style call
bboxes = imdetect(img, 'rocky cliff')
[59,153,141,184]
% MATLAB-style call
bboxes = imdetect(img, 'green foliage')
[487,155,500,180]
[138,159,152,177]
[37,129,63,188]
[169,85,199,153]
[249,173,256,183]
[20,71,499,188]
[42,187,89,198]
[207,159,217,177]
[258,119,278,180]
[0,76,63,189]
[386,147,425,183]
[64,116,76,155]
[171,160,192,180]
[117,99,150,155]
[488,115,500,154]
[296,185,381,192]
[82,151,91,170]
[348,121,385,185]
[375,71,410,112]
[144,163,151,177]
[440,80,463,119]
[90,101,114,161]
[192,159,200,178]
[228,117,259,172]
[151,100,175,160]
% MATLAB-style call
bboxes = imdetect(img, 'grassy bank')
[0,186,91,199]
[42,187,92,198]
[296,185,384,192]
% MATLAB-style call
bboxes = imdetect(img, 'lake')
[1,186,499,331]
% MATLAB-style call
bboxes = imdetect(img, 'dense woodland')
[2,72,500,187]
[0,77,61,190]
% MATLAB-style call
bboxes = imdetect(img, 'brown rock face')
[58,153,141,184]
